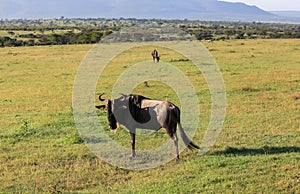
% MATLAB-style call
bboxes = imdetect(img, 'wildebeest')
[95,93,199,160]
[151,49,160,63]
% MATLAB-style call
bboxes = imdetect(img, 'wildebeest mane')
[128,94,152,124]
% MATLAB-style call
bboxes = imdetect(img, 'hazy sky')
[222,0,300,11]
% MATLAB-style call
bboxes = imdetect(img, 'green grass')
[0,39,299,193]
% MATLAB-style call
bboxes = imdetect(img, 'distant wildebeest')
[151,49,160,63]
[95,93,199,160]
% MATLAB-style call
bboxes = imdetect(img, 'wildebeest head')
[95,93,118,130]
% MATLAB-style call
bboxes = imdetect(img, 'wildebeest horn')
[98,93,105,101]
[119,93,127,100]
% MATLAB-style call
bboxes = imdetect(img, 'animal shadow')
[213,146,300,156]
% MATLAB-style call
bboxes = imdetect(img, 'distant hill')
[271,11,300,18]
[105,0,279,21]
[0,0,299,23]
[271,12,300,23]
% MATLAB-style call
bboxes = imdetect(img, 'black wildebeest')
[151,49,160,63]
[95,93,199,160]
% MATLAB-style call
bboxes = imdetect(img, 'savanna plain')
[0,39,299,193]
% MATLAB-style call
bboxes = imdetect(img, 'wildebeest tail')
[174,106,199,150]
[178,123,200,150]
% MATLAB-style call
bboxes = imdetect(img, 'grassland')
[0,39,299,193]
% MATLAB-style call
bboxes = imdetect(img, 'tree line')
[186,28,300,40]
[0,18,299,47]
[181,21,300,40]
[0,28,113,47]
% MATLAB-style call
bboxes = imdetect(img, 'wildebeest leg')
[130,131,136,158]
[173,133,179,160]
[164,128,179,160]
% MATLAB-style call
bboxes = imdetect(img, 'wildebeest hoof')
[130,156,136,160]
[130,154,136,160]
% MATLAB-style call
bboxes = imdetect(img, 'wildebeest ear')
[95,105,106,110]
